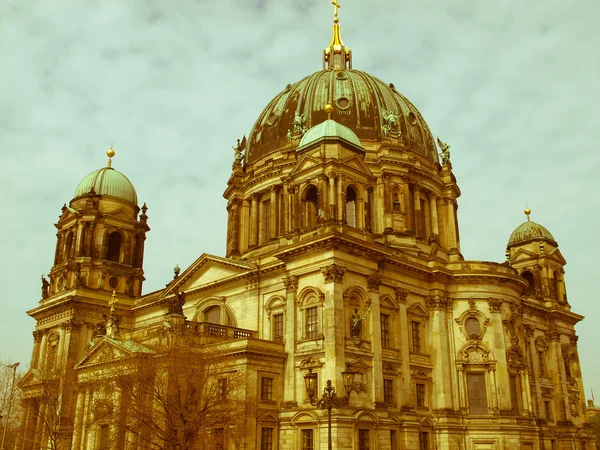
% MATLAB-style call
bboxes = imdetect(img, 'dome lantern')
[323,0,352,70]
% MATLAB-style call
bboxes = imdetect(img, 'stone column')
[269,187,278,240]
[413,186,422,239]
[31,330,42,369]
[38,331,48,369]
[54,232,62,265]
[75,220,84,257]
[367,275,383,404]
[289,186,297,232]
[319,175,328,221]
[328,172,336,220]
[282,181,290,234]
[488,298,510,410]
[426,294,454,409]
[357,186,365,230]
[547,328,569,421]
[282,275,298,404]
[337,175,345,223]
[321,264,346,385]
[71,389,85,450]
[230,199,241,255]
[395,287,411,409]
[250,194,259,247]
[240,199,250,252]
[444,197,458,251]
[402,177,414,234]
[429,193,439,236]
[383,174,393,232]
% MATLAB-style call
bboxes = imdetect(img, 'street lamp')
[1,362,20,450]
[304,366,357,450]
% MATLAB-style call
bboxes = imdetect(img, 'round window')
[336,97,350,110]
[408,112,417,125]
[465,317,481,337]
[109,277,119,289]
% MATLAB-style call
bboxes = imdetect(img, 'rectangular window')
[466,373,488,415]
[358,429,370,450]
[390,430,397,450]
[261,376,274,401]
[420,198,427,237]
[384,379,394,404]
[261,428,273,450]
[306,307,318,339]
[412,321,421,353]
[419,431,430,450]
[509,375,520,414]
[218,377,228,400]
[380,314,390,348]
[98,424,109,450]
[273,313,284,343]
[545,401,553,422]
[416,383,426,407]
[301,429,314,450]
[213,428,225,450]
[261,200,271,243]
[538,351,546,377]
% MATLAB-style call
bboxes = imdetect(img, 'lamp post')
[304,366,356,450]
[1,362,20,450]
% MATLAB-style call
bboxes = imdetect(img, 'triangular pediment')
[104,207,135,223]
[511,248,538,263]
[546,248,567,265]
[257,411,280,423]
[19,369,43,389]
[287,154,322,178]
[407,302,428,317]
[76,337,149,369]
[159,254,253,299]
[340,154,374,178]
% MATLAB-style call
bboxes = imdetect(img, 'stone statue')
[167,291,186,316]
[382,110,399,136]
[232,136,246,166]
[41,275,50,299]
[292,112,305,134]
[94,316,107,337]
[437,138,451,165]
[350,305,371,337]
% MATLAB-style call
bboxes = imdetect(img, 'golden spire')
[324,0,352,70]
[107,145,115,168]
[524,205,531,222]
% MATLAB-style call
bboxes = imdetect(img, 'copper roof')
[245,69,438,164]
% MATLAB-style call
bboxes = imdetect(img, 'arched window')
[305,186,318,228]
[63,231,74,262]
[521,271,536,297]
[346,186,357,228]
[392,186,402,212]
[553,271,561,301]
[204,306,221,324]
[106,232,122,263]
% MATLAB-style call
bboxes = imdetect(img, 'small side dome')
[507,208,556,247]
[297,118,362,152]
[74,148,137,204]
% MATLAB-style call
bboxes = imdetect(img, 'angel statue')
[382,110,399,136]
[292,112,306,134]
[232,136,247,165]
[437,137,451,164]
[350,303,372,338]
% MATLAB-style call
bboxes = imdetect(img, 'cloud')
[1,0,599,401]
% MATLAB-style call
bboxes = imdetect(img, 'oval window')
[465,317,481,337]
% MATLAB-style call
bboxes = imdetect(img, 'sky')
[1,0,599,400]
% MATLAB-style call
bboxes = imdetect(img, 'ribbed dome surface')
[74,167,138,204]
[508,220,556,246]
[297,119,362,151]
[245,69,437,164]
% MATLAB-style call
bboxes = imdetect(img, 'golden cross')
[332,0,340,18]
[109,290,118,312]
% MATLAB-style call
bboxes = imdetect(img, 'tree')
[90,331,250,450]
[0,362,22,450]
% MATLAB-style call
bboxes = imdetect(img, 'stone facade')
[18,13,596,450]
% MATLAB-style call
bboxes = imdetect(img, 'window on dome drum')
[419,431,430,450]
[305,186,318,228]
[419,198,427,238]
[416,383,426,408]
[411,321,421,353]
[261,199,271,243]
[384,379,394,404]
[521,271,536,296]
[465,317,481,338]
[261,428,273,450]
[301,429,314,450]
[466,373,488,415]
[346,186,357,227]
[64,231,74,262]
[273,313,284,343]
[261,376,274,401]
[106,231,122,262]
[358,429,370,450]
[305,306,318,339]
[380,314,390,348]
[218,377,228,400]
[538,351,547,377]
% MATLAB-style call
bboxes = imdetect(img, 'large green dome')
[74,166,138,205]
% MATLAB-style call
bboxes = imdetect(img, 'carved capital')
[321,264,346,283]
[366,274,381,292]
[282,275,298,294]
[426,294,449,311]
[488,298,503,313]
[443,197,454,205]
[523,324,535,339]
[569,334,579,345]
[32,330,43,343]
[545,328,561,342]
[395,287,408,303]
[61,319,82,332]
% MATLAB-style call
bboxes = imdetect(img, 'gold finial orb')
[107,145,115,158]
[324,104,334,118]
[524,207,531,216]
[333,17,339,23]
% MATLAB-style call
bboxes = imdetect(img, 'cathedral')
[18,5,595,450]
